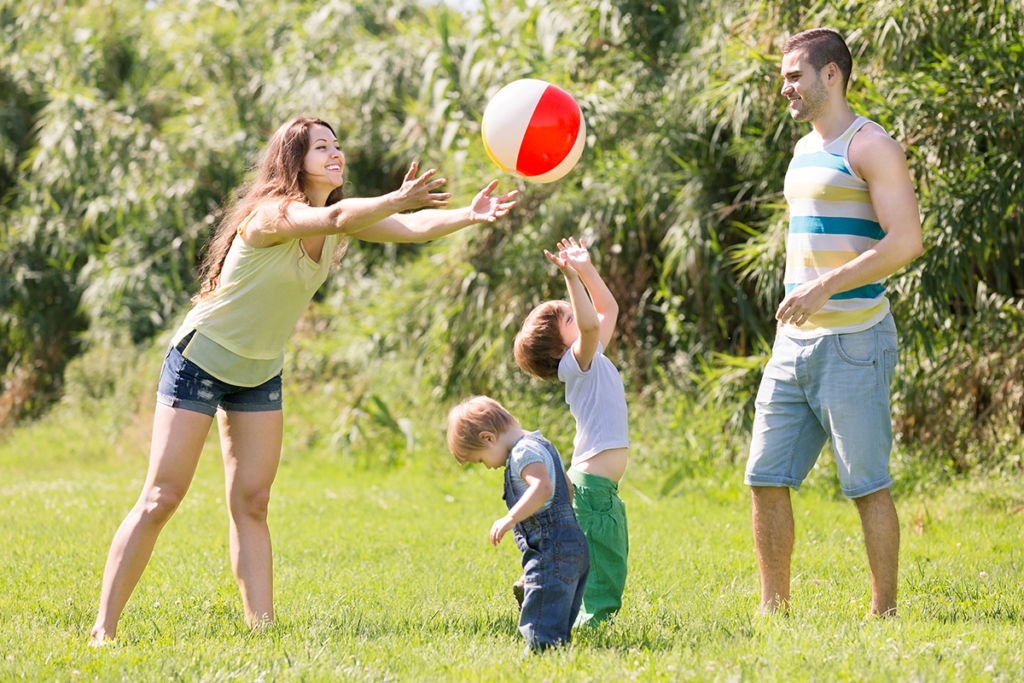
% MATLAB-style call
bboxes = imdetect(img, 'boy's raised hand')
[544,246,576,277]
[553,235,619,353]
[557,237,593,272]
[545,237,592,277]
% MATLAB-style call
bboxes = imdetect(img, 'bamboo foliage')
[1,0,1021,466]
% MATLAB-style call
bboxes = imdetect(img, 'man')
[745,28,923,617]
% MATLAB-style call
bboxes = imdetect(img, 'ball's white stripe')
[482,79,548,174]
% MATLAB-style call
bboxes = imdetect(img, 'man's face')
[780,50,829,122]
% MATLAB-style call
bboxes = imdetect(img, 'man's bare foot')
[865,608,898,620]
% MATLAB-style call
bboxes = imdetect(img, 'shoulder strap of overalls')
[518,433,570,506]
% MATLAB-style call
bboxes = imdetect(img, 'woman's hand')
[393,162,452,211]
[467,180,519,223]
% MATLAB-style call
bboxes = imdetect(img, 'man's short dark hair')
[783,28,853,93]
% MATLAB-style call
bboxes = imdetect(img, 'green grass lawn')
[1,407,1023,681]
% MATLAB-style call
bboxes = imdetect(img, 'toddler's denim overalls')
[503,433,590,651]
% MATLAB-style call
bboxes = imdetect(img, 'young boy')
[447,395,589,652]
[513,237,629,626]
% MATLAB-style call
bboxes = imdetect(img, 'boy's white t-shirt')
[557,341,630,466]
[508,432,559,513]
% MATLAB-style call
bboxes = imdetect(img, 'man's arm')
[776,128,924,326]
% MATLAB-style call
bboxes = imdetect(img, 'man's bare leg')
[751,486,794,613]
[853,488,899,616]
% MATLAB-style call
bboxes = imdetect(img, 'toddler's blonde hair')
[447,396,517,464]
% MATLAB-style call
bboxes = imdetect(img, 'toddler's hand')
[490,515,515,546]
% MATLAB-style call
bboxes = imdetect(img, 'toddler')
[447,395,589,652]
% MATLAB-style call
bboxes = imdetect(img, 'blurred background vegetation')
[1,0,1021,480]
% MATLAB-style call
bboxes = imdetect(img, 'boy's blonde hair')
[513,300,571,381]
[447,396,518,464]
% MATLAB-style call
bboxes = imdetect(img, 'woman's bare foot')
[247,615,274,634]
[88,626,113,647]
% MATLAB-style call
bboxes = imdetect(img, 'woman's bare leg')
[90,404,213,644]
[218,409,283,627]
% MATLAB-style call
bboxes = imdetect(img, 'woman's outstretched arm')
[354,179,517,243]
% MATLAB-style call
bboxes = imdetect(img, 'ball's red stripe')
[516,85,580,177]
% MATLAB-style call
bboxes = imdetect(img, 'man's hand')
[775,279,831,326]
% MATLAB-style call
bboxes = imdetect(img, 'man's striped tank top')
[781,115,889,339]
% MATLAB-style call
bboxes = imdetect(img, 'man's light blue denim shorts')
[745,314,899,498]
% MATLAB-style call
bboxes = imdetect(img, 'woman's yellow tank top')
[171,212,340,387]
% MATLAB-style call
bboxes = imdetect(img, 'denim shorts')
[745,314,899,498]
[155,334,283,417]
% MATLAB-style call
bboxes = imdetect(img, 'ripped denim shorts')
[155,332,283,417]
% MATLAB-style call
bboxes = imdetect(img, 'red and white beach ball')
[481,79,586,184]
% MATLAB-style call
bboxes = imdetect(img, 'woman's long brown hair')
[192,117,345,302]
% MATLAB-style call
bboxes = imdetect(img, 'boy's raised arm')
[545,245,600,371]
[559,238,619,352]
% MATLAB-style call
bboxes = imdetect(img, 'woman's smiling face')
[302,124,345,194]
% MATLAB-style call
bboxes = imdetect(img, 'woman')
[89,116,517,644]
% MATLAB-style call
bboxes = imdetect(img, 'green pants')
[569,467,629,626]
